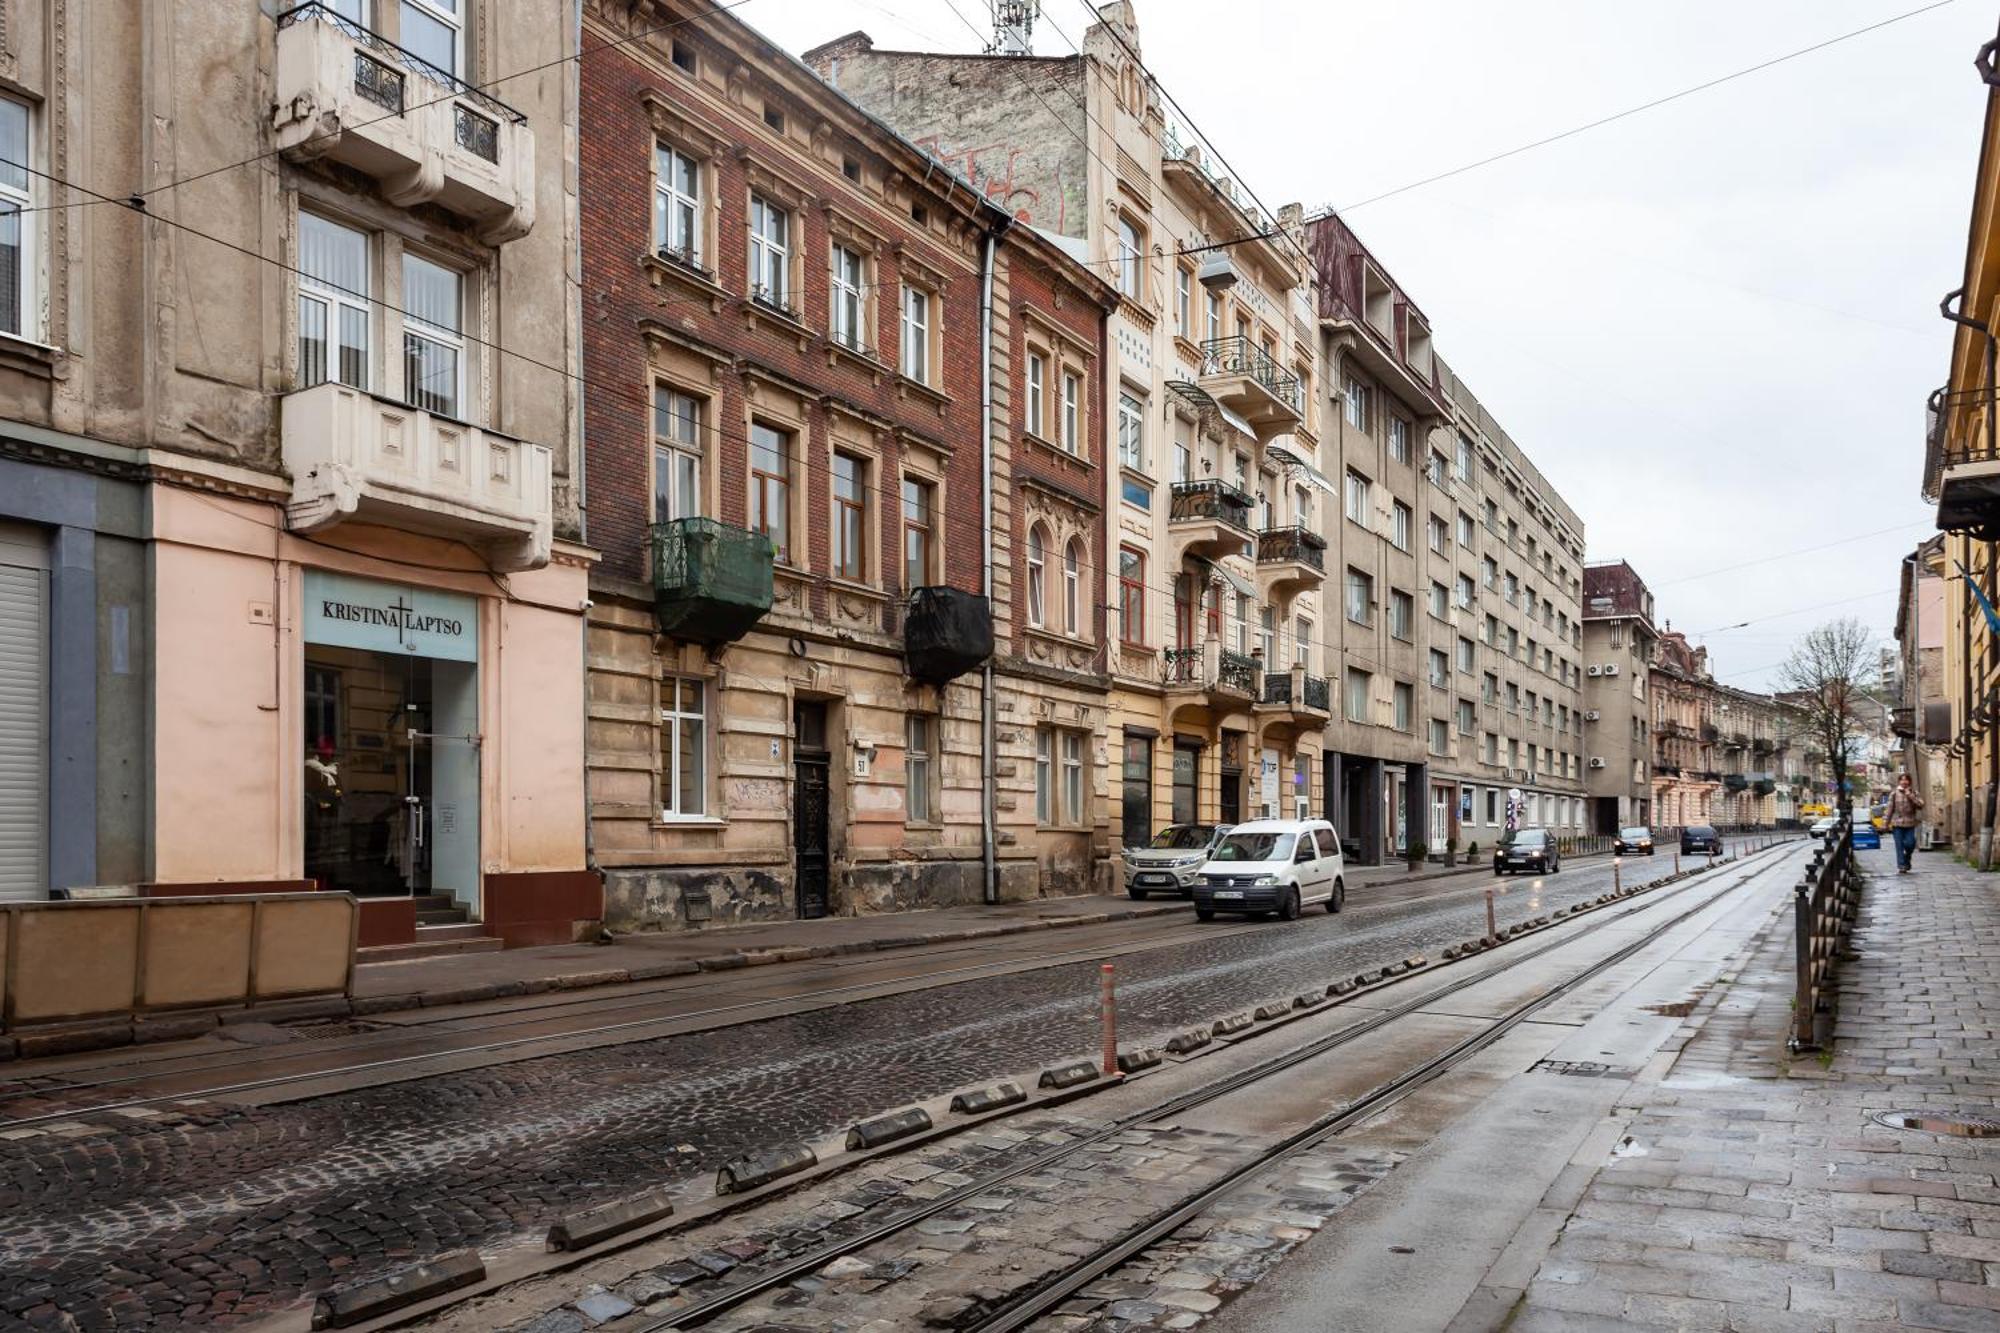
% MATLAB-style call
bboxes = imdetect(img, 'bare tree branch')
[1777,618,1876,815]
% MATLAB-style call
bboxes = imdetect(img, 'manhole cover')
[285,1021,385,1041]
[1874,1110,2000,1137]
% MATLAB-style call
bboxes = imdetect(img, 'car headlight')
[1252,874,1281,886]
[1175,855,1205,867]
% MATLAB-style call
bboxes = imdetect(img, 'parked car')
[1851,819,1882,851]
[1123,824,1232,899]
[1680,825,1723,855]
[1494,827,1561,876]
[1613,826,1655,855]
[1194,819,1346,921]
[1808,816,1838,839]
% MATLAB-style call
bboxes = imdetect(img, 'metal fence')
[1790,818,1861,1052]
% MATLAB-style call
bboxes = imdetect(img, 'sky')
[737,0,1984,691]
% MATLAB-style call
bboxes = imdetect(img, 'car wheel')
[1328,877,1345,913]
[1127,886,1147,900]
[1195,907,1216,922]
[1278,887,1301,921]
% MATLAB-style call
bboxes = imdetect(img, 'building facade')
[582,0,1118,930]
[0,0,595,948]
[1894,536,1949,845]
[1649,630,1720,828]
[1581,560,1656,833]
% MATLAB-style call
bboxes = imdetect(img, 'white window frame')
[1036,728,1053,824]
[401,251,464,419]
[1026,352,1046,436]
[1345,470,1370,526]
[749,193,791,308]
[1392,501,1412,552]
[654,142,704,266]
[1061,730,1085,824]
[1387,415,1407,463]
[1063,540,1082,636]
[1118,392,1145,471]
[400,0,464,78]
[652,385,703,522]
[1176,265,1191,333]
[660,676,707,819]
[1116,214,1143,299]
[830,242,865,350]
[1026,524,1047,628]
[298,211,370,391]
[901,284,932,383]
[906,713,937,824]
[1345,668,1370,723]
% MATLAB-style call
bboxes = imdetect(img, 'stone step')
[357,933,503,963]
[415,922,489,941]
[416,908,469,926]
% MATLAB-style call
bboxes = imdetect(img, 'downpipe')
[979,224,1004,905]
[1941,285,1997,865]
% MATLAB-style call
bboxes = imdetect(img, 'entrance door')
[1121,735,1153,848]
[1171,742,1199,826]
[1219,765,1241,825]
[0,524,47,900]
[794,701,831,919]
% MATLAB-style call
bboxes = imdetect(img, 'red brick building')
[579,0,1113,927]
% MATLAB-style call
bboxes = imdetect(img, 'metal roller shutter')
[0,524,47,900]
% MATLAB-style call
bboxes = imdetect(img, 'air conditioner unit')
[1586,665,1603,677]
[1584,710,1600,722]
[1588,757,1606,769]
[1604,664,1621,677]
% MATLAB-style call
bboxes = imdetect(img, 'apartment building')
[584,0,1118,929]
[0,1,595,947]
[1712,686,1798,827]
[811,4,1330,853]
[1650,629,1721,827]
[1893,536,1949,843]
[1581,560,1657,833]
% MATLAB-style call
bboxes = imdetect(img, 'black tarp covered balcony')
[906,586,993,684]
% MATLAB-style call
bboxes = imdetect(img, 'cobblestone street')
[0,851,1720,1330]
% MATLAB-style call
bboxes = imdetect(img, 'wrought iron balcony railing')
[652,517,775,645]
[1198,336,1302,412]
[1162,641,1259,695]
[275,2,527,125]
[1256,524,1327,572]
[1168,479,1255,533]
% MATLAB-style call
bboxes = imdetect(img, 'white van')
[1194,818,1346,921]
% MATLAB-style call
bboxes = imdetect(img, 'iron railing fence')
[1169,479,1255,532]
[276,2,528,126]
[1198,336,1302,411]
[1790,817,1862,1051]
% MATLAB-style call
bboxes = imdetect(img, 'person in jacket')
[1886,773,1923,874]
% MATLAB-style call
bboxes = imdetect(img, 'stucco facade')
[1581,560,1657,833]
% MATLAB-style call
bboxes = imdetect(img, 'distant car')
[1194,819,1346,921]
[1123,823,1232,899]
[1680,825,1722,855]
[1809,816,1838,839]
[1851,819,1882,851]
[1613,826,1655,855]
[1494,827,1561,876]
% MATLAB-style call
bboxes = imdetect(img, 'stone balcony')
[1161,641,1260,716]
[1167,479,1256,564]
[1197,336,1304,444]
[281,381,552,571]
[1255,665,1331,739]
[272,2,535,243]
[1255,524,1327,602]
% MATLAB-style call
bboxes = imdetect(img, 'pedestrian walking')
[1886,773,1923,874]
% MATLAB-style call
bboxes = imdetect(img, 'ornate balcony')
[904,586,993,684]
[652,517,774,645]
[272,2,535,243]
[1197,337,1303,443]
[1161,641,1259,713]
[281,381,552,570]
[1255,524,1327,601]
[1256,665,1331,738]
[1167,479,1255,563]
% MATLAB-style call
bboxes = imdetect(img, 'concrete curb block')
[949,1081,1026,1115]
[311,1250,485,1329]
[845,1106,933,1150]
[132,1014,219,1045]
[715,1144,817,1195]
[1164,1026,1212,1054]
[545,1192,676,1253]
[1253,1001,1292,1022]
[1292,991,1328,1010]
[1037,1060,1100,1090]
[1326,979,1357,996]
[1116,1046,1164,1074]
[1212,1010,1255,1035]
[1355,969,1383,986]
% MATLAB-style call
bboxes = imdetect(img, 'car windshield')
[1620,828,1651,839]
[1148,825,1215,850]
[1211,831,1295,863]
[1689,826,1716,836]
[1500,830,1546,847]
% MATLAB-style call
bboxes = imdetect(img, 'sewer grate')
[1874,1110,2000,1138]
[284,1021,385,1041]
[1531,1060,1636,1079]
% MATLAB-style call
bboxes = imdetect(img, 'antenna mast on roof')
[986,0,1038,55]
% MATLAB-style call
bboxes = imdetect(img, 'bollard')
[1100,963,1118,1077]
[1485,886,1498,945]
[1613,856,1622,895]
[1674,848,1681,874]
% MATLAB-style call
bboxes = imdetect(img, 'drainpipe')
[1943,285,2000,863]
[572,0,597,880]
[980,222,1006,905]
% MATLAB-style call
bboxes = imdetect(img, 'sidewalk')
[1505,848,2000,1332]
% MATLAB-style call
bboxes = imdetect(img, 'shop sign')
[303,570,479,662]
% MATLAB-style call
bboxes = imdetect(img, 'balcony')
[282,381,552,570]
[272,3,535,243]
[1167,480,1256,563]
[1161,641,1259,713]
[1925,384,2000,536]
[652,518,774,644]
[1255,524,1327,600]
[904,586,993,685]
[1197,337,1304,443]
[1891,706,1915,740]
[1753,735,1777,755]
[1256,665,1331,737]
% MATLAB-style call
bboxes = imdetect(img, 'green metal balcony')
[651,517,775,644]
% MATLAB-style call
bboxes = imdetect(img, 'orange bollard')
[1100,963,1118,1076]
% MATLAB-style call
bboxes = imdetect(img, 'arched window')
[1063,539,1082,635]
[1027,524,1047,627]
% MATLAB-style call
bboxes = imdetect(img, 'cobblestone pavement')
[0,847,1764,1330]
[1512,843,2000,1333]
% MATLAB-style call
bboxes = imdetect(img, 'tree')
[1777,618,1875,818]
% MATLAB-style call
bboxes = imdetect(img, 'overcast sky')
[742,0,1982,690]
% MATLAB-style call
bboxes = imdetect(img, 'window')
[654,143,703,265]
[1343,377,1370,431]
[1233,591,1250,654]
[1119,546,1146,644]
[750,422,791,561]
[1392,501,1412,551]
[749,194,790,308]
[1387,587,1411,639]
[1116,215,1143,298]
[901,285,932,383]
[1026,524,1047,627]
[1258,604,1276,665]
[1429,449,1450,488]
[831,452,867,580]
[1345,470,1371,525]
[299,213,369,390]
[1062,730,1085,824]
[1295,616,1313,670]
[1428,582,1448,619]
[660,677,706,818]
[1173,417,1193,484]
[1458,637,1475,673]
[763,103,785,133]
[1454,432,1473,481]
[1061,372,1082,455]
[1482,672,1498,703]
[652,386,702,521]
[1387,415,1408,463]
[1485,735,1500,767]
[671,39,697,75]
[830,243,865,349]
[1346,668,1371,723]
[1482,614,1497,645]
[402,253,462,418]
[1457,698,1476,736]
[1429,718,1449,756]
[1429,648,1449,689]
[1503,572,1519,605]
[906,714,936,823]
[1482,556,1498,589]
[1428,515,1448,555]
[1036,728,1053,824]
[400,0,461,76]
[1457,511,1474,546]
[1455,573,1475,609]
[1335,570,1373,631]
[903,477,934,590]
[1204,289,1222,342]
[1064,540,1082,635]
[1118,393,1145,470]
[1176,265,1192,333]
[1393,682,1414,732]
[1026,353,1046,435]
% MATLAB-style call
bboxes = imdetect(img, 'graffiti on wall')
[912,134,1084,237]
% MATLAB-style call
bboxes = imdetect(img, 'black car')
[1494,827,1560,876]
[1680,825,1722,854]
[1613,826,1655,855]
